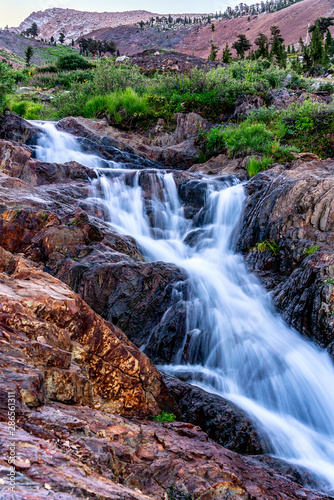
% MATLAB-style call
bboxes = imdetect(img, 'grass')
[247,156,274,177]
[152,411,176,422]
[251,240,279,256]
[304,244,321,255]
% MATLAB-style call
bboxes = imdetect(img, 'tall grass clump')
[247,156,274,177]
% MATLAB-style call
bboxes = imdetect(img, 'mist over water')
[34,121,334,490]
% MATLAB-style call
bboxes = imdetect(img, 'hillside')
[13,8,207,44]
[85,0,334,57]
[176,0,334,57]
[0,31,79,67]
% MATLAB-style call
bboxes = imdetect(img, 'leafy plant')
[152,412,176,422]
[304,244,321,255]
[251,240,279,255]
[56,53,92,71]
[247,156,274,177]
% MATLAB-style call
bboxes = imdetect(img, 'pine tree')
[232,34,252,59]
[254,31,269,58]
[208,40,219,61]
[25,45,34,66]
[325,29,334,56]
[310,24,324,66]
[222,42,232,63]
[59,32,65,44]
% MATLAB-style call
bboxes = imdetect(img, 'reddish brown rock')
[0,248,172,417]
[0,401,326,500]
[189,154,251,180]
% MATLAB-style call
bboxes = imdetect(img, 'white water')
[34,122,334,490]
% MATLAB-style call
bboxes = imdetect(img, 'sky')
[0,0,253,27]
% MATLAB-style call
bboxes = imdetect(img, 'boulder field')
[0,113,333,498]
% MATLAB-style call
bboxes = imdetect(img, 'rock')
[162,373,271,455]
[283,73,292,86]
[115,55,130,63]
[270,88,293,110]
[0,402,326,500]
[0,139,96,185]
[237,159,334,353]
[150,112,210,147]
[0,112,42,145]
[290,152,321,162]
[57,115,202,168]
[0,248,173,417]
[233,94,265,118]
[189,154,250,180]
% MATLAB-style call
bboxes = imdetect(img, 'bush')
[9,99,46,119]
[247,156,274,177]
[0,62,14,113]
[304,244,321,255]
[251,240,279,255]
[56,53,92,71]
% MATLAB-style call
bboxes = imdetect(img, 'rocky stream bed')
[0,112,334,499]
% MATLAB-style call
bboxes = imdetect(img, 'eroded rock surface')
[238,159,334,354]
[0,248,172,417]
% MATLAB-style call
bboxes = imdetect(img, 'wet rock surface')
[237,159,334,355]
[57,115,203,168]
[162,373,270,455]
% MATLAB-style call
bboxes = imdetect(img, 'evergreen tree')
[208,40,219,61]
[232,34,251,58]
[310,24,324,66]
[222,42,232,63]
[325,29,334,56]
[51,36,54,43]
[59,32,65,44]
[30,22,38,37]
[25,45,34,66]
[254,31,269,58]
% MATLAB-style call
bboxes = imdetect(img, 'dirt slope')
[86,0,334,58]
[176,0,334,57]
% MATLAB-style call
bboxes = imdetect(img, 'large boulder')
[0,247,173,417]
[0,112,42,145]
[237,159,334,353]
[162,373,270,455]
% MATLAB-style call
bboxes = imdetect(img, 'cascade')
[34,121,334,489]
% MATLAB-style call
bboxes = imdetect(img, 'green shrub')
[10,99,46,119]
[247,156,274,177]
[0,62,14,113]
[56,53,92,71]
[152,412,176,422]
[304,244,321,255]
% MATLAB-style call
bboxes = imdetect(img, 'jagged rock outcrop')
[0,247,173,416]
[237,160,334,355]
[0,393,326,499]
[57,115,202,168]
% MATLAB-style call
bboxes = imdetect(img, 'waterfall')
[34,121,334,490]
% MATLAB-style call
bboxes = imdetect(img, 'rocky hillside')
[13,8,206,44]
[85,0,334,57]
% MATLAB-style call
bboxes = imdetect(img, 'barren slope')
[86,0,334,58]
[176,0,334,57]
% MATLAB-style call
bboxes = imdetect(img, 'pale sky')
[1,0,253,27]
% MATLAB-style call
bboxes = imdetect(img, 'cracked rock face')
[0,247,172,417]
[237,160,334,355]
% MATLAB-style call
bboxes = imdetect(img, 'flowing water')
[33,122,334,490]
